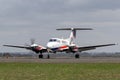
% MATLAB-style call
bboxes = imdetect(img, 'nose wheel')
[39,54,43,58]
[47,54,50,59]
[75,53,80,58]
[39,54,50,59]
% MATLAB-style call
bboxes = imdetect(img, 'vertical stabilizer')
[56,28,92,44]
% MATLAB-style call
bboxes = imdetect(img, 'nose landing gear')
[75,53,80,58]
[38,53,50,59]
[39,54,43,58]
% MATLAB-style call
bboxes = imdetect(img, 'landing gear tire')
[47,54,50,59]
[39,54,43,59]
[75,54,80,59]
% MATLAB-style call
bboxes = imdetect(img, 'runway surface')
[0,57,120,63]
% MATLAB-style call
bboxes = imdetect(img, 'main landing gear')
[38,53,50,59]
[38,53,79,59]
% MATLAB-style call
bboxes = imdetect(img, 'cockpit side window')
[57,40,60,43]
[62,40,67,44]
[53,39,57,42]
[49,39,53,42]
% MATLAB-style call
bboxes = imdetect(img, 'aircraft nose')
[47,43,53,48]
[47,42,59,49]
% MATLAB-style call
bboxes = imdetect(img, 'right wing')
[3,45,31,49]
[78,44,116,52]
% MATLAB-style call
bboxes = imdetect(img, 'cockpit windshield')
[49,39,57,42]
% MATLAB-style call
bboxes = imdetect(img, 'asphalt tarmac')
[0,57,120,63]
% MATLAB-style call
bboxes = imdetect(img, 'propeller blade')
[30,38,35,45]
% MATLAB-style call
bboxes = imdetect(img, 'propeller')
[24,38,36,47]
[30,38,35,45]
[25,38,37,54]
[24,43,30,47]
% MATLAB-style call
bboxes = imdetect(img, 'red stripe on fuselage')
[59,45,68,50]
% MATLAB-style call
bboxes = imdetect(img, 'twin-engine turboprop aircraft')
[3,28,115,58]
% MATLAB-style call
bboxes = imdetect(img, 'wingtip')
[115,43,118,45]
[109,43,117,46]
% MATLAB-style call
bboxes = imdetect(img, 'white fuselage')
[47,38,70,51]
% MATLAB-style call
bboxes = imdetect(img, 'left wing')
[3,45,47,53]
[78,44,116,52]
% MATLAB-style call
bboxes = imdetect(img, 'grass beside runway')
[0,63,120,80]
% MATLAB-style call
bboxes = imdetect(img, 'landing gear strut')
[47,54,50,59]
[39,53,43,58]
[75,53,80,58]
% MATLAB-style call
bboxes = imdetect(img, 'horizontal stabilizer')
[56,28,93,31]
[57,28,92,40]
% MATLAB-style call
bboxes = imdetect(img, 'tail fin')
[57,28,92,44]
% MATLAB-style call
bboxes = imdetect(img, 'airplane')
[3,28,115,59]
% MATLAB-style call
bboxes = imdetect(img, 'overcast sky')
[0,0,120,52]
